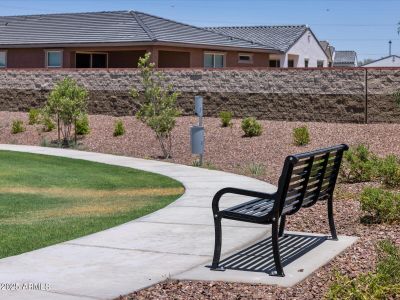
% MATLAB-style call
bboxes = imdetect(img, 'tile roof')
[333,50,357,66]
[0,11,274,51]
[204,25,308,52]
[361,55,400,67]
[319,41,335,61]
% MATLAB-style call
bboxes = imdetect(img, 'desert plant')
[42,115,55,132]
[340,144,379,183]
[42,77,88,146]
[40,138,50,147]
[245,162,266,177]
[293,126,310,146]
[394,90,400,107]
[192,159,216,170]
[113,120,125,137]
[360,187,400,224]
[11,120,25,134]
[219,111,233,127]
[131,53,181,159]
[377,154,400,188]
[326,240,400,300]
[75,114,90,135]
[241,117,262,137]
[28,108,40,125]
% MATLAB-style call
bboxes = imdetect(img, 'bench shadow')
[209,233,327,273]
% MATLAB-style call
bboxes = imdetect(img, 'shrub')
[326,240,400,300]
[192,159,216,170]
[42,77,88,145]
[42,115,55,132]
[246,163,266,177]
[113,120,125,137]
[28,108,40,125]
[219,111,233,127]
[340,144,379,183]
[75,114,90,135]
[293,126,310,146]
[241,117,262,137]
[378,154,400,188]
[360,187,400,224]
[11,120,25,134]
[394,90,400,107]
[131,53,181,158]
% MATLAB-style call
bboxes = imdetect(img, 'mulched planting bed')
[1,111,400,299]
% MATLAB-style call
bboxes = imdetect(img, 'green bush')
[43,77,88,145]
[11,120,25,134]
[394,90,400,107]
[360,187,400,224]
[42,116,55,132]
[28,108,40,125]
[219,111,233,127]
[326,240,400,300]
[293,126,310,146]
[241,117,262,137]
[246,163,266,177]
[340,144,379,183]
[75,114,90,135]
[131,53,181,159]
[113,120,125,137]
[191,159,217,170]
[378,154,400,188]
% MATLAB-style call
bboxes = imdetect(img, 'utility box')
[194,96,203,117]
[190,125,205,155]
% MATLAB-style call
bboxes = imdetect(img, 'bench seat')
[220,197,275,223]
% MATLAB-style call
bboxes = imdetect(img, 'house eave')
[0,41,282,54]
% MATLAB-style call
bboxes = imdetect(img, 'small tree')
[131,53,181,158]
[43,77,88,146]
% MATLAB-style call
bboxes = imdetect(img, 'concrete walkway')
[0,145,276,300]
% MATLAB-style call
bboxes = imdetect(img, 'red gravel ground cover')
[1,111,400,299]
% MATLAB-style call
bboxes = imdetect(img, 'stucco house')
[361,55,400,67]
[206,25,329,68]
[0,10,327,69]
[333,51,358,67]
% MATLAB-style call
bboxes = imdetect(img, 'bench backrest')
[274,144,348,216]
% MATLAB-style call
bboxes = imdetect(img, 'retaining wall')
[0,68,399,123]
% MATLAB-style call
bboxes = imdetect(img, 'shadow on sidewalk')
[214,233,327,273]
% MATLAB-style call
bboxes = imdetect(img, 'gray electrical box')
[194,96,203,117]
[190,126,205,155]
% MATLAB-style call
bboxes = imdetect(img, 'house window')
[238,53,253,64]
[46,50,63,68]
[317,60,324,68]
[204,53,225,68]
[269,59,281,68]
[0,51,6,68]
[288,60,294,68]
[76,52,108,68]
[304,59,309,68]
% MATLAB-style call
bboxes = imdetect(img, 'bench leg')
[327,196,338,241]
[270,218,285,277]
[210,216,225,271]
[278,215,286,237]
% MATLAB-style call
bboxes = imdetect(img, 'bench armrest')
[212,187,275,214]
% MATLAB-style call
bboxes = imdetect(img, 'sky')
[0,0,399,61]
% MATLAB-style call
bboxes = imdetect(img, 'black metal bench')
[210,144,349,277]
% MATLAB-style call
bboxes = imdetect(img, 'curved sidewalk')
[0,145,276,300]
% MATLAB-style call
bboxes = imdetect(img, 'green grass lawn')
[0,150,184,259]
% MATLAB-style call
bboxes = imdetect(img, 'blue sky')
[0,0,399,61]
